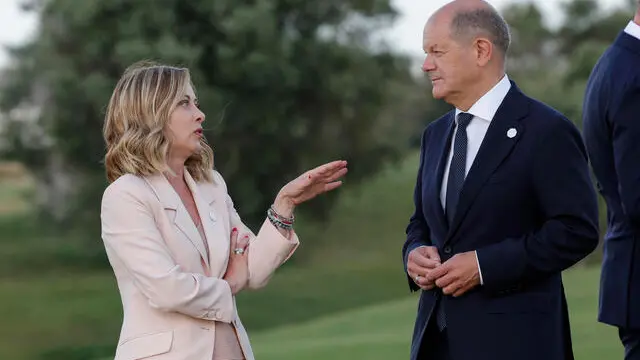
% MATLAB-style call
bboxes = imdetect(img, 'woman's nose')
[195,108,205,123]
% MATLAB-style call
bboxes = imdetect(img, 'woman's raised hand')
[272,160,348,217]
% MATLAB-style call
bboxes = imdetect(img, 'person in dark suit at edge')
[582,2,640,359]
[402,1,600,359]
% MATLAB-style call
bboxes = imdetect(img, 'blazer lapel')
[446,84,529,241]
[184,171,230,276]
[432,114,456,234]
[144,172,210,268]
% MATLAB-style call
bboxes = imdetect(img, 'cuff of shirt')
[475,250,484,285]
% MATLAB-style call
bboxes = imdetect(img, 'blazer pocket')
[117,330,173,360]
[485,292,551,314]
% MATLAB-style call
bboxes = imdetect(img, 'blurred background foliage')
[0,0,636,359]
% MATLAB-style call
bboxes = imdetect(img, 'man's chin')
[431,88,446,100]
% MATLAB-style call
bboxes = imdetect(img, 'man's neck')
[634,9,640,25]
[452,72,505,112]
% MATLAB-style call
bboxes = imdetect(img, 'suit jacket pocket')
[485,292,551,314]
[117,330,174,360]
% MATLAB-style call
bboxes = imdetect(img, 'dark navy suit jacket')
[583,30,640,329]
[402,82,599,360]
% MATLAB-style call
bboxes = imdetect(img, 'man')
[401,1,599,360]
[582,2,640,359]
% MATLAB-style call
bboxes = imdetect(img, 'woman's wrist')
[225,279,240,295]
[272,196,294,218]
[268,196,295,232]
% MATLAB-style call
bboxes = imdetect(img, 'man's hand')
[426,251,480,297]
[407,246,441,290]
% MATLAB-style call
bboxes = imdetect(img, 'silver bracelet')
[267,206,294,230]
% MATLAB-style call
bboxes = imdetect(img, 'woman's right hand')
[272,160,348,217]
[222,228,250,295]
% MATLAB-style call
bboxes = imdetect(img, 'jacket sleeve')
[101,180,235,323]
[476,117,600,291]
[213,171,300,290]
[402,127,433,292]
[612,85,640,230]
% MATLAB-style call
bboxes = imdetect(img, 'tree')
[0,0,424,231]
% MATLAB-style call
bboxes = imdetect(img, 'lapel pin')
[507,128,517,139]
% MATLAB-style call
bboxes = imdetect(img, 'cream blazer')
[100,169,299,360]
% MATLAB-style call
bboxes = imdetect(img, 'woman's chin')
[187,144,202,157]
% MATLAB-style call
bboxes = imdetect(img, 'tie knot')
[457,112,473,129]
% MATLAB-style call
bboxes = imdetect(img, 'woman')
[100,61,348,360]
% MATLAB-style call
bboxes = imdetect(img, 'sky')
[0,0,630,68]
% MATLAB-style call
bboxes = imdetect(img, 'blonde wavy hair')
[103,61,214,183]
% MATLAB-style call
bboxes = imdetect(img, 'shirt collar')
[624,20,640,41]
[455,74,511,124]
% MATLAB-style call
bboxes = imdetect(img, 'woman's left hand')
[273,160,348,216]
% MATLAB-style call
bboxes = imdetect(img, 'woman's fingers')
[309,160,347,179]
[230,227,238,245]
[236,234,250,251]
[323,181,343,193]
[323,167,348,183]
[229,228,239,256]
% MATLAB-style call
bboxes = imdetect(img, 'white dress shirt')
[440,74,512,285]
[624,20,640,41]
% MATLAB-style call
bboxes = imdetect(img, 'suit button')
[210,211,217,222]
[444,246,452,254]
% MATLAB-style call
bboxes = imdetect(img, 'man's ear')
[475,37,493,67]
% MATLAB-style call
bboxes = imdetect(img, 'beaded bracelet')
[267,205,294,230]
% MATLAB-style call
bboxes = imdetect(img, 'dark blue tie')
[436,112,473,332]
[445,112,474,225]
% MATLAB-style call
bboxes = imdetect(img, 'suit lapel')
[144,172,210,268]
[446,84,529,241]
[432,114,456,234]
[184,171,230,276]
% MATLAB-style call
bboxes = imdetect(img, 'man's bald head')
[421,1,511,109]
[430,0,511,59]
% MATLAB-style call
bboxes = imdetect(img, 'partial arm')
[612,85,640,229]
[402,127,433,292]
[214,171,299,290]
[476,117,599,291]
[101,181,235,323]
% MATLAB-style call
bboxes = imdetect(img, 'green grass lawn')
[250,266,622,360]
[0,273,121,360]
[0,264,621,359]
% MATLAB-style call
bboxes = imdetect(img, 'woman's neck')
[166,156,187,186]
